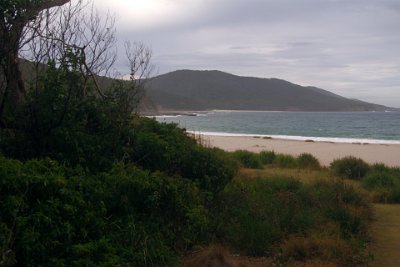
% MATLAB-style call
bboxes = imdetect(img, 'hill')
[145,70,391,112]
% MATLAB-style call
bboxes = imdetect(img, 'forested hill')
[145,70,391,112]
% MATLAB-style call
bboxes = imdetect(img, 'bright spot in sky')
[97,0,186,30]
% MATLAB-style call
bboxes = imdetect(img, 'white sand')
[200,135,400,167]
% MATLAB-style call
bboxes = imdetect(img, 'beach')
[200,134,400,167]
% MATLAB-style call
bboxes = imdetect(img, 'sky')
[95,0,400,108]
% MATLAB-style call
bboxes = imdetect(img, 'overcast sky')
[96,0,400,107]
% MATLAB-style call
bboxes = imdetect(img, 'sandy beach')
[200,135,400,167]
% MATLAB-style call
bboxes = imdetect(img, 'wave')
[147,115,182,118]
[189,131,400,145]
[150,112,214,118]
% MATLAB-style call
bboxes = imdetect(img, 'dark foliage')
[0,58,237,266]
[297,153,321,170]
[216,177,372,264]
[0,157,210,266]
[0,52,374,266]
[362,164,400,203]
[330,157,369,180]
[231,150,263,169]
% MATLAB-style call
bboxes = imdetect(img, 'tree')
[1,0,150,126]
[0,0,153,162]
[0,0,71,122]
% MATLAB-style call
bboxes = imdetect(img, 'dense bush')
[329,160,400,204]
[362,165,400,203]
[0,61,236,195]
[0,57,240,266]
[274,154,297,168]
[330,156,369,180]
[259,150,276,164]
[0,53,375,266]
[0,60,135,172]
[231,151,321,170]
[297,153,321,170]
[131,118,237,195]
[0,157,210,266]
[231,150,263,169]
[216,176,372,260]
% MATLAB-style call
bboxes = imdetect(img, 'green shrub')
[361,167,400,203]
[232,150,263,169]
[275,154,297,168]
[217,177,372,257]
[259,151,276,165]
[370,163,391,173]
[0,157,211,266]
[297,153,321,170]
[362,172,395,189]
[179,146,238,196]
[218,177,307,255]
[130,119,237,195]
[330,157,369,180]
[306,179,372,238]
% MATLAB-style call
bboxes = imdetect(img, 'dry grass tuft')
[280,236,353,265]
[182,245,239,267]
[181,245,274,267]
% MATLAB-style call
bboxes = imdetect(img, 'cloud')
[96,0,400,107]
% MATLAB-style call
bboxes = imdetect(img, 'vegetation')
[233,150,320,170]
[1,137,377,266]
[297,153,321,169]
[0,1,394,266]
[330,156,369,180]
[232,150,263,169]
[370,204,400,267]
[328,157,400,204]
[361,164,400,203]
[218,176,371,254]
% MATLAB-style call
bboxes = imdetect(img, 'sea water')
[153,111,400,144]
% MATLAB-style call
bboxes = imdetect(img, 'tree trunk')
[0,0,71,124]
[6,50,26,110]
[0,22,25,122]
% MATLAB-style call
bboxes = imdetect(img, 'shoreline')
[143,109,400,116]
[190,131,400,145]
[198,134,400,167]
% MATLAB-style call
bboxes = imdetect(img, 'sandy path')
[200,135,400,167]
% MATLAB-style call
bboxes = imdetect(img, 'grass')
[236,151,400,205]
[181,245,274,267]
[234,151,400,266]
[232,150,321,170]
[180,149,400,266]
[181,148,400,266]
[214,165,373,266]
[239,167,368,196]
[239,167,331,183]
[370,204,400,267]
[232,150,263,169]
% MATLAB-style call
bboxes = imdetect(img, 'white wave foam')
[148,115,182,118]
[189,131,400,145]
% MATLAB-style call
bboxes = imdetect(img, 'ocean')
[154,111,400,144]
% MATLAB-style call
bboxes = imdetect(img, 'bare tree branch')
[21,0,116,98]
[122,41,154,113]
